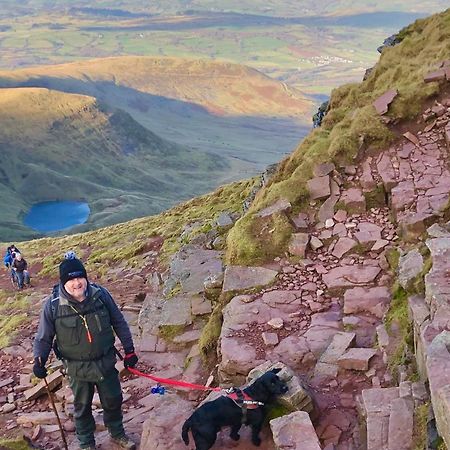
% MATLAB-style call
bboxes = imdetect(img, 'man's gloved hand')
[33,357,47,379]
[124,352,138,368]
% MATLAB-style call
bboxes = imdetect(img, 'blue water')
[24,201,90,233]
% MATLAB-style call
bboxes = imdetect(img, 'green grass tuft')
[0,438,31,450]
[413,402,429,450]
[385,283,414,381]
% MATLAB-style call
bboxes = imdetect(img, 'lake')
[24,201,90,233]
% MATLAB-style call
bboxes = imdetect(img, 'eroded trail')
[0,96,449,449]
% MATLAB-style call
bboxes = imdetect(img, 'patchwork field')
[1,6,446,96]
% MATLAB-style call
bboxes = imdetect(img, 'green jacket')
[55,285,117,382]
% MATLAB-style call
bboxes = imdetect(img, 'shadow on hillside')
[80,11,427,32]
[1,75,310,171]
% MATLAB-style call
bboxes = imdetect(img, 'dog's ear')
[271,368,281,374]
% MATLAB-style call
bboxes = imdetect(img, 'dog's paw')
[230,433,240,441]
[252,437,262,446]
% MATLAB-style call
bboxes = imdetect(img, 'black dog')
[181,368,288,450]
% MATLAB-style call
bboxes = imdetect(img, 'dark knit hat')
[59,258,87,286]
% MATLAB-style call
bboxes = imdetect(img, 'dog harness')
[226,388,264,424]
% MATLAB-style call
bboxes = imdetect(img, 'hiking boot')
[111,434,136,450]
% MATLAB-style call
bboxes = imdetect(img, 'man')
[11,253,30,288]
[33,256,138,450]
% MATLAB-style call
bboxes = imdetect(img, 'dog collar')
[227,388,264,409]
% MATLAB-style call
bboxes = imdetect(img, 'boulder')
[288,233,309,258]
[248,362,314,413]
[292,212,309,230]
[270,411,321,450]
[170,247,223,294]
[354,222,382,246]
[424,69,446,83]
[307,176,331,200]
[318,196,340,223]
[387,397,414,450]
[425,332,450,448]
[331,238,357,258]
[337,348,377,371]
[313,163,335,177]
[391,181,416,213]
[223,266,278,293]
[373,89,398,115]
[377,153,397,191]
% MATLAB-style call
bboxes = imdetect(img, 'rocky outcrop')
[377,34,401,53]
[406,225,450,448]
[361,384,427,450]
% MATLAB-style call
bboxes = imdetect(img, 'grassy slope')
[226,8,450,264]
[0,87,228,241]
[4,178,258,278]
[0,56,312,119]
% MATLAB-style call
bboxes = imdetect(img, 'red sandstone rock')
[332,237,357,258]
[373,89,398,115]
[307,176,331,200]
[424,69,446,83]
[343,286,391,318]
[313,162,335,177]
[340,188,366,213]
[289,233,309,258]
[338,348,377,371]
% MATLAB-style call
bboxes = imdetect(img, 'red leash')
[127,367,221,392]
[115,348,221,392]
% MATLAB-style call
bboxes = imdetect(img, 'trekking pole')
[44,376,69,450]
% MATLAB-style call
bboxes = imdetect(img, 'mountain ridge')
[0,55,313,118]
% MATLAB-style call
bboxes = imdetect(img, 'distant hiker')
[33,256,138,450]
[11,253,30,289]
[3,244,20,268]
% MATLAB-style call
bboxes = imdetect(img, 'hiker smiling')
[33,256,138,450]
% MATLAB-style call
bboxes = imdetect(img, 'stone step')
[270,411,321,450]
[388,397,414,450]
[319,332,356,365]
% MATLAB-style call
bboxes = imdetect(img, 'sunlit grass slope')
[0,56,312,119]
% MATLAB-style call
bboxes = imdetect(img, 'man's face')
[65,277,87,300]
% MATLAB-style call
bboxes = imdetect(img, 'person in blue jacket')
[4,244,20,268]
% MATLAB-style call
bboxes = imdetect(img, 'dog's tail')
[181,418,191,445]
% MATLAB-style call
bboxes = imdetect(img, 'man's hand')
[124,352,138,368]
[33,357,47,379]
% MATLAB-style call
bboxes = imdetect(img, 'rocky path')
[0,95,449,449]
